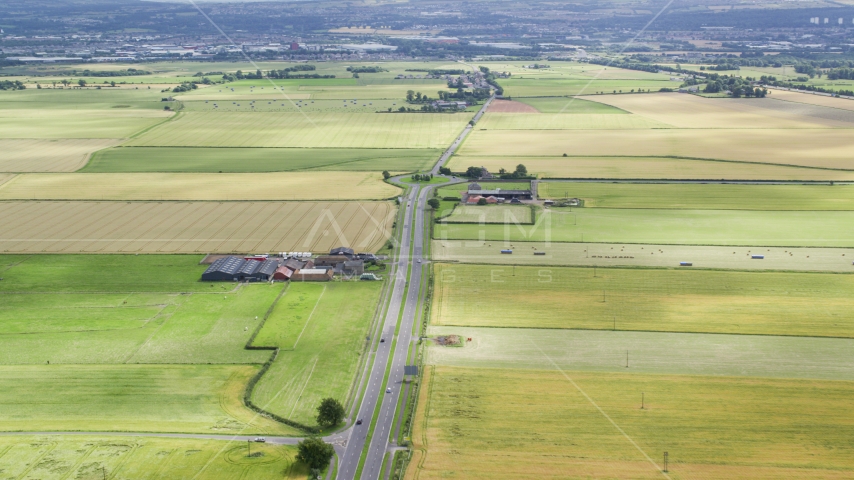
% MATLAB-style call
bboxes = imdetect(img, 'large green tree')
[316,398,345,427]
[296,437,334,470]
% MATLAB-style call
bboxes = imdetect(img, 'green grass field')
[433,208,854,247]
[126,112,470,149]
[407,365,854,480]
[251,282,381,426]
[0,365,296,435]
[514,96,628,114]
[432,240,854,272]
[439,205,532,224]
[398,175,450,185]
[0,255,213,293]
[0,255,277,365]
[539,182,854,210]
[0,255,305,436]
[432,263,854,337]
[83,147,440,173]
[0,435,307,479]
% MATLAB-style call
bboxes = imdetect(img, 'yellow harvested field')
[459,129,854,169]
[0,108,172,139]
[127,112,468,148]
[448,156,854,180]
[407,366,854,480]
[770,89,854,111]
[0,174,14,187]
[476,113,668,130]
[578,93,849,128]
[0,172,399,201]
[0,139,121,172]
[0,201,395,253]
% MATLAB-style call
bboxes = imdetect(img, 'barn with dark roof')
[201,256,278,282]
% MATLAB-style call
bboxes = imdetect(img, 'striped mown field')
[0,201,396,253]
[126,112,469,149]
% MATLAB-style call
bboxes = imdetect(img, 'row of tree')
[463,164,529,179]
[347,66,386,73]
[0,80,26,90]
[410,173,433,182]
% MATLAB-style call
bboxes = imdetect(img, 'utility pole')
[663,452,669,473]
[626,350,629,368]
[641,392,645,409]
[248,439,251,457]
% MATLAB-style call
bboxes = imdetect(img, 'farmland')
[0,172,399,201]
[0,365,296,435]
[407,366,854,480]
[83,147,440,173]
[434,208,854,247]
[458,128,854,169]
[446,156,854,181]
[0,255,386,433]
[431,240,854,272]
[500,78,674,97]
[0,255,304,434]
[431,263,854,337]
[476,113,668,130]
[458,92,854,170]
[425,326,854,380]
[0,139,121,172]
[577,93,854,129]
[0,255,277,365]
[538,182,854,210]
[251,282,382,426]
[0,103,172,139]
[0,201,395,253]
[0,435,306,480]
[126,112,469,149]
[439,205,532,224]
[513,96,628,114]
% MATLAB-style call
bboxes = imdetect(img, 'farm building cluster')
[201,247,380,282]
[462,182,533,205]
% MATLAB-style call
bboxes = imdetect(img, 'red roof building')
[273,266,294,281]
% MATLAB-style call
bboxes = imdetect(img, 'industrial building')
[201,256,278,282]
